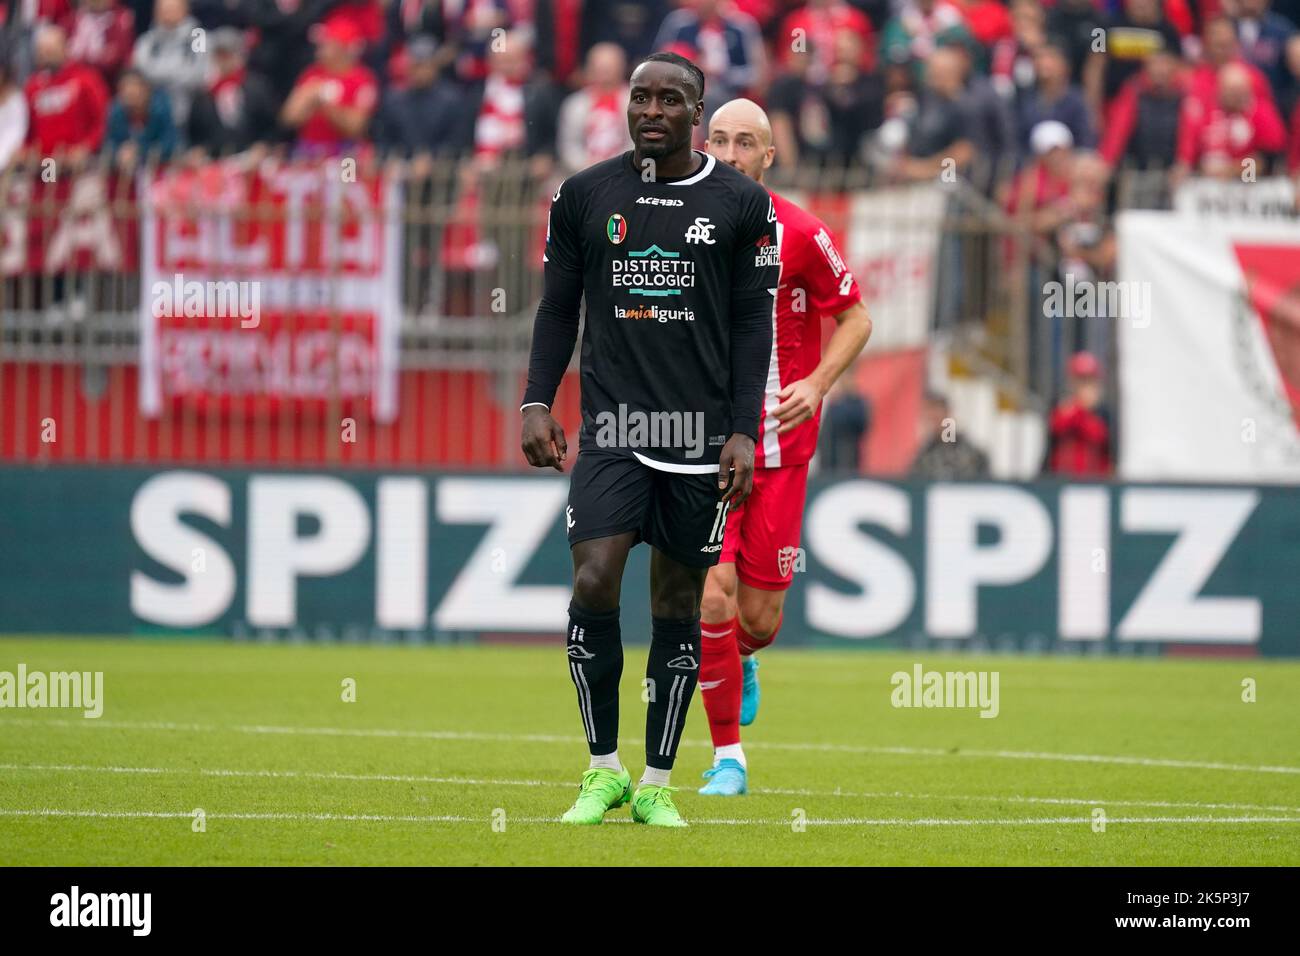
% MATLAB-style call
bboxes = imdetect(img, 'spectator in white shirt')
[556,43,633,175]
[0,52,29,170]
[131,0,206,127]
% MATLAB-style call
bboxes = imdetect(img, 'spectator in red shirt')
[776,0,876,80]
[321,1,384,48]
[23,23,110,163]
[1045,351,1112,477]
[1187,16,1280,114]
[999,119,1074,278]
[1003,119,1075,228]
[1175,61,1288,178]
[64,0,135,88]
[955,0,1013,49]
[280,16,379,158]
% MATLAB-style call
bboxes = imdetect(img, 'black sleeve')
[728,188,779,440]
[186,92,216,154]
[767,74,800,118]
[243,74,282,147]
[855,395,871,435]
[521,179,585,410]
[525,81,561,158]
[374,91,405,155]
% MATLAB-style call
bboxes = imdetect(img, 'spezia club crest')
[607,214,627,245]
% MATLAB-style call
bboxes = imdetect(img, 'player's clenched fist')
[718,433,755,505]
[521,405,567,471]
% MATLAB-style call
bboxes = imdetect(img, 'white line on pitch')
[1,808,1299,827]
[4,716,1298,776]
[3,762,1299,816]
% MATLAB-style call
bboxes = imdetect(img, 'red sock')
[737,615,780,656]
[699,616,742,748]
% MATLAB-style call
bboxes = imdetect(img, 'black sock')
[644,615,701,771]
[566,602,622,757]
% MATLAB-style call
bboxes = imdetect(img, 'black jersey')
[522,149,780,473]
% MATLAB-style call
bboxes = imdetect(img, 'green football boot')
[630,784,688,827]
[560,767,633,824]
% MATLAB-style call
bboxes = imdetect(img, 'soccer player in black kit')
[520,52,779,827]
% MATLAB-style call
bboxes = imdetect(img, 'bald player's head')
[706,98,775,183]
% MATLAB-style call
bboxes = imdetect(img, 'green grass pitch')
[1,637,1297,865]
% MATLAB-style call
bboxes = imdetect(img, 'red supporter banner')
[0,170,140,276]
[138,160,402,420]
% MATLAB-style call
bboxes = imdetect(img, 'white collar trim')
[667,151,715,186]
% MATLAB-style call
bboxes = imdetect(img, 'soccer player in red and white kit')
[697,98,872,796]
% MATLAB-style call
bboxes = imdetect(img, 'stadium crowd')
[1,0,1296,480]
[0,0,1295,186]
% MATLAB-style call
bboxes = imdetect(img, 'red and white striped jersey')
[755,190,862,469]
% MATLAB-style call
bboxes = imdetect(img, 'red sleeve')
[1099,80,1139,166]
[1051,404,1108,443]
[22,78,38,145]
[1250,98,1287,154]
[803,222,861,315]
[1163,0,1194,36]
[1249,64,1278,113]
[108,10,136,72]
[849,8,874,41]
[353,68,379,115]
[1073,409,1109,445]
[1289,103,1300,174]
[1049,405,1076,438]
[77,69,110,152]
[776,12,800,68]
[849,9,876,71]
[1249,81,1287,153]
[1175,96,1202,168]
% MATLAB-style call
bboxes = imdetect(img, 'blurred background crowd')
[0,0,1296,187]
[2,0,1298,483]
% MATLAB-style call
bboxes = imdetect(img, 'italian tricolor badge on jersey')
[607,214,627,245]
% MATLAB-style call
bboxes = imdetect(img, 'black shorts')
[566,450,729,568]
